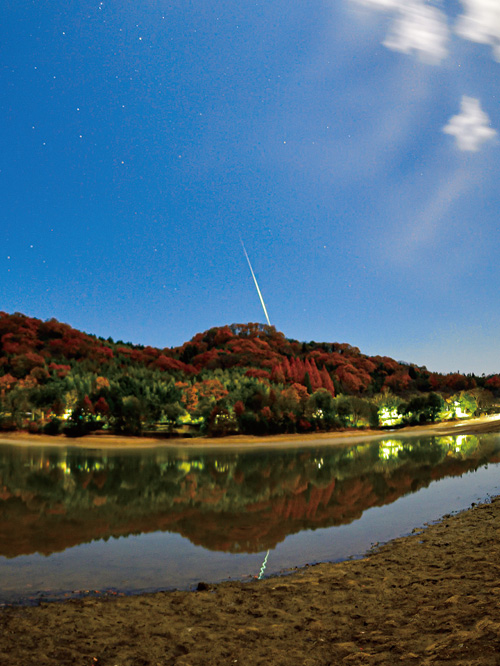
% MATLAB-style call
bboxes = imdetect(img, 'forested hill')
[0,311,499,437]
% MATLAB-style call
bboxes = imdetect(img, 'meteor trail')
[240,238,271,326]
[241,237,271,576]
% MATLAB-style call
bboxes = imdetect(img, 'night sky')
[3,1,500,374]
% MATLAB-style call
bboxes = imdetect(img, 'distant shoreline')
[1,413,500,451]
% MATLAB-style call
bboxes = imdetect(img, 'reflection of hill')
[0,435,499,558]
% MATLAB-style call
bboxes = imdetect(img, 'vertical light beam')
[240,238,271,326]
[258,549,270,579]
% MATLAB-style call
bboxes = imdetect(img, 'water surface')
[1,431,500,604]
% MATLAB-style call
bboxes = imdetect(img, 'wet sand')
[1,413,500,452]
[1,494,500,665]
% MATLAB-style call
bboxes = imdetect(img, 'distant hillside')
[0,312,498,437]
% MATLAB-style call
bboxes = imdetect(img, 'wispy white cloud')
[383,2,449,64]
[353,0,500,64]
[404,168,470,249]
[387,166,472,266]
[443,96,497,151]
[351,0,449,63]
[455,0,500,61]
[352,0,399,8]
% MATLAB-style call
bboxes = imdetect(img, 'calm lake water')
[1,430,500,605]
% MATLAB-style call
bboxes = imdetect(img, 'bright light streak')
[258,549,270,579]
[240,238,271,326]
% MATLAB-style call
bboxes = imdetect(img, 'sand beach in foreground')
[1,413,500,452]
[0,492,499,664]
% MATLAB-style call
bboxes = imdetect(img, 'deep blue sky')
[2,0,500,373]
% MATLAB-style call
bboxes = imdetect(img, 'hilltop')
[0,311,499,437]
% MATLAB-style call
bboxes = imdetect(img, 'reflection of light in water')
[379,439,405,460]
[454,434,478,454]
[436,436,454,447]
[177,460,204,473]
[258,550,269,579]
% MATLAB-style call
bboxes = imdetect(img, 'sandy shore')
[1,493,500,665]
[1,417,500,664]
[1,413,500,452]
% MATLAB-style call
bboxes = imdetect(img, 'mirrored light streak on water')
[2,462,499,605]
[1,432,500,604]
[258,550,270,579]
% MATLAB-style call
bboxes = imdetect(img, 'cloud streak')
[383,2,449,64]
[352,0,449,63]
[352,0,500,64]
[455,0,500,61]
[349,0,499,154]
[384,166,472,269]
[443,96,497,151]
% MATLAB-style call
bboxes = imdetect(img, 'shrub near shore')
[0,312,498,438]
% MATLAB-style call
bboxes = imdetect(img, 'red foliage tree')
[335,364,370,394]
[320,367,335,396]
[94,396,110,416]
[0,373,17,395]
[82,395,94,414]
[305,359,322,392]
[245,369,270,380]
[260,406,273,421]
[445,373,475,392]
[270,364,286,384]
[383,372,412,393]
[290,358,305,384]
[49,362,71,378]
[11,352,46,378]
[233,400,245,417]
[485,375,500,390]
[213,326,234,346]
[282,358,292,381]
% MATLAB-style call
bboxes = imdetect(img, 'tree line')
[0,312,498,438]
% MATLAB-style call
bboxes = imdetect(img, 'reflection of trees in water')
[0,433,499,557]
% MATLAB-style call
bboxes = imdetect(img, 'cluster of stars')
[5,244,50,273]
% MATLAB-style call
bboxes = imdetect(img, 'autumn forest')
[1,312,499,439]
